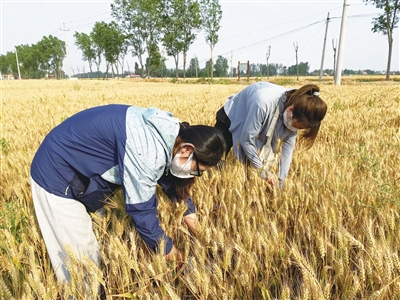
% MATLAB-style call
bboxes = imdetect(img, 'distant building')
[125,74,141,78]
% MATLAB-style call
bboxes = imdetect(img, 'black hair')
[176,125,226,167]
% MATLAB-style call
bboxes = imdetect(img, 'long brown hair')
[284,84,327,149]
[172,124,226,201]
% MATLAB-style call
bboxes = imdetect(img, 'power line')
[217,5,343,42]
[187,12,380,68]
[65,11,110,24]
[67,17,114,30]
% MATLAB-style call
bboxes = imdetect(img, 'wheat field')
[1,77,400,299]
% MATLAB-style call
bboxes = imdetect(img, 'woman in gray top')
[215,82,327,188]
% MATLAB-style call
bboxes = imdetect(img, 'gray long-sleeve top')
[223,82,298,185]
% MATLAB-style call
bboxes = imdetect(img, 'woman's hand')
[183,213,196,235]
[267,173,277,186]
[165,245,182,262]
[261,170,277,187]
[165,245,184,270]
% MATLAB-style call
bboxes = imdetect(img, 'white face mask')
[283,109,299,132]
[170,149,195,178]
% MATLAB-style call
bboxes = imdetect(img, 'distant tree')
[117,36,130,76]
[111,0,163,78]
[134,62,142,75]
[261,63,277,77]
[0,52,16,76]
[15,44,39,78]
[150,59,167,77]
[74,32,96,77]
[274,63,284,76]
[89,30,103,78]
[250,63,258,76]
[187,56,199,77]
[343,69,357,75]
[145,42,162,77]
[200,0,222,79]
[161,0,186,79]
[288,62,309,76]
[363,0,399,80]
[201,59,212,78]
[35,35,65,78]
[181,0,202,78]
[91,21,125,79]
[214,55,229,77]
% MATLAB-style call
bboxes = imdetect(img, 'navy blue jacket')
[31,104,195,254]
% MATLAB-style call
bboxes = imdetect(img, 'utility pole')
[334,0,349,85]
[230,51,233,77]
[15,46,21,80]
[195,55,198,78]
[60,23,71,79]
[293,42,299,81]
[266,46,271,79]
[319,12,330,80]
[332,39,337,81]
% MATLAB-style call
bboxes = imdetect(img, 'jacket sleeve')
[278,134,296,187]
[118,131,173,254]
[158,174,196,215]
[125,195,173,254]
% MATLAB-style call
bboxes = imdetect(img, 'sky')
[1,0,399,75]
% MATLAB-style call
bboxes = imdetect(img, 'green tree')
[145,42,162,77]
[74,32,96,78]
[187,56,199,77]
[17,44,42,78]
[134,62,143,75]
[259,63,277,77]
[214,55,228,77]
[91,21,125,79]
[0,52,16,77]
[181,0,202,78]
[200,0,222,79]
[161,0,201,79]
[201,58,212,78]
[363,0,399,80]
[36,35,66,78]
[111,0,163,78]
[288,62,309,76]
[161,0,186,79]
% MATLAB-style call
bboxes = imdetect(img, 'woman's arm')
[278,134,296,187]
[183,213,196,234]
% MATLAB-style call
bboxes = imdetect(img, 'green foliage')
[187,56,199,78]
[363,0,400,80]
[0,201,28,242]
[200,0,222,79]
[74,32,96,75]
[214,55,229,77]
[91,21,126,78]
[363,0,400,35]
[1,35,65,79]
[1,137,10,155]
[287,61,309,76]
[111,0,164,78]
[161,0,202,79]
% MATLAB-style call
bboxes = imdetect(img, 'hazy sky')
[1,0,399,75]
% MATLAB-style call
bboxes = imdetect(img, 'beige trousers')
[30,177,101,285]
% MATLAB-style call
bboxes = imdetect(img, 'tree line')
[1,0,398,80]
